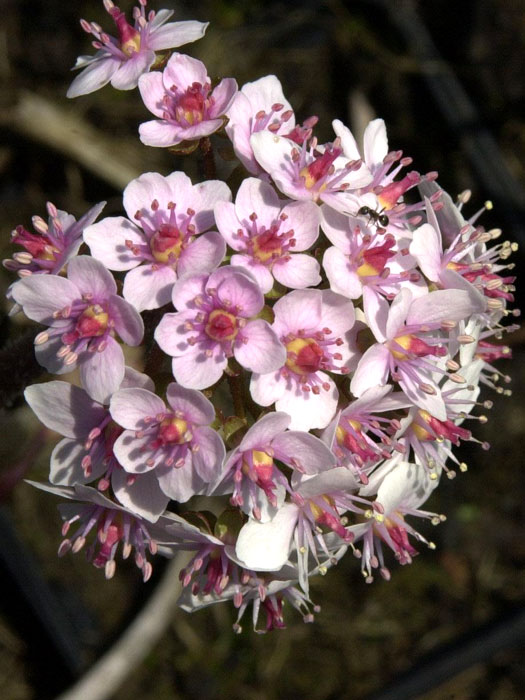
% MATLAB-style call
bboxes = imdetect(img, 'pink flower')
[214,178,321,293]
[250,131,372,212]
[322,386,411,484]
[155,266,286,389]
[250,289,357,430]
[67,0,208,98]
[348,461,440,582]
[26,482,180,581]
[213,411,337,521]
[350,287,486,420]
[11,256,144,403]
[225,74,317,175]
[84,171,230,311]
[24,369,171,522]
[110,382,225,503]
[235,468,358,594]
[320,204,426,319]
[138,53,237,147]
[3,200,105,278]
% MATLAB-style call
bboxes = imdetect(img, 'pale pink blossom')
[3,201,105,278]
[348,461,440,582]
[250,289,357,430]
[214,178,321,293]
[250,131,372,212]
[67,0,208,98]
[110,382,225,503]
[11,256,144,403]
[84,172,230,311]
[138,53,237,147]
[213,411,337,521]
[155,266,286,389]
[350,287,486,420]
[225,74,317,175]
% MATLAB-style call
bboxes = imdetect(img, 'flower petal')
[234,319,286,374]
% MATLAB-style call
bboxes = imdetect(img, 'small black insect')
[357,206,389,228]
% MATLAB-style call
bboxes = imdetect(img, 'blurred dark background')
[1,1,524,698]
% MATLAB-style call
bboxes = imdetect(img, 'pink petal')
[107,295,144,345]
[149,20,208,51]
[319,289,355,337]
[386,288,412,339]
[323,247,362,299]
[230,255,274,293]
[110,50,155,90]
[171,346,227,390]
[249,370,287,407]
[350,344,390,397]
[67,256,117,300]
[363,286,389,342]
[124,171,182,219]
[110,387,166,430]
[83,217,144,271]
[406,288,486,326]
[123,263,176,312]
[154,309,196,357]
[192,180,232,233]
[214,268,263,317]
[280,200,320,250]
[172,274,207,310]
[80,336,124,404]
[67,56,121,99]
[239,412,291,451]
[156,451,207,502]
[214,201,243,249]
[138,71,167,118]
[24,381,105,438]
[112,468,169,523]
[177,232,226,278]
[234,177,281,223]
[363,118,388,168]
[209,78,238,116]
[409,223,443,282]
[320,204,354,252]
[234,319,286,374]
[272,431,336,475]
[332,118,360,160]
[273,253,321,289]
[272,289,322,336]
[191,426,225,481]
[275,373,339,430]
[10,276,78,324]
[166,383,216,425]
[163,53,208,92]
[113,431,159,474]
[138,119,184,147]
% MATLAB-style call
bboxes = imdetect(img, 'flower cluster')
[6,2,519,633]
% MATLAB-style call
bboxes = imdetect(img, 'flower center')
[388,334,446,361]
[110,7,141,56]
[298,147,341,191]
[150,224,183,263]
[285,337,323,375]
[75,305,109,338]
[174,85,208,126]
[253,229,282,263]
[205,309,238,341]
[242,449,274,482]
[157,417,190,445]
[356,239,396,278]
